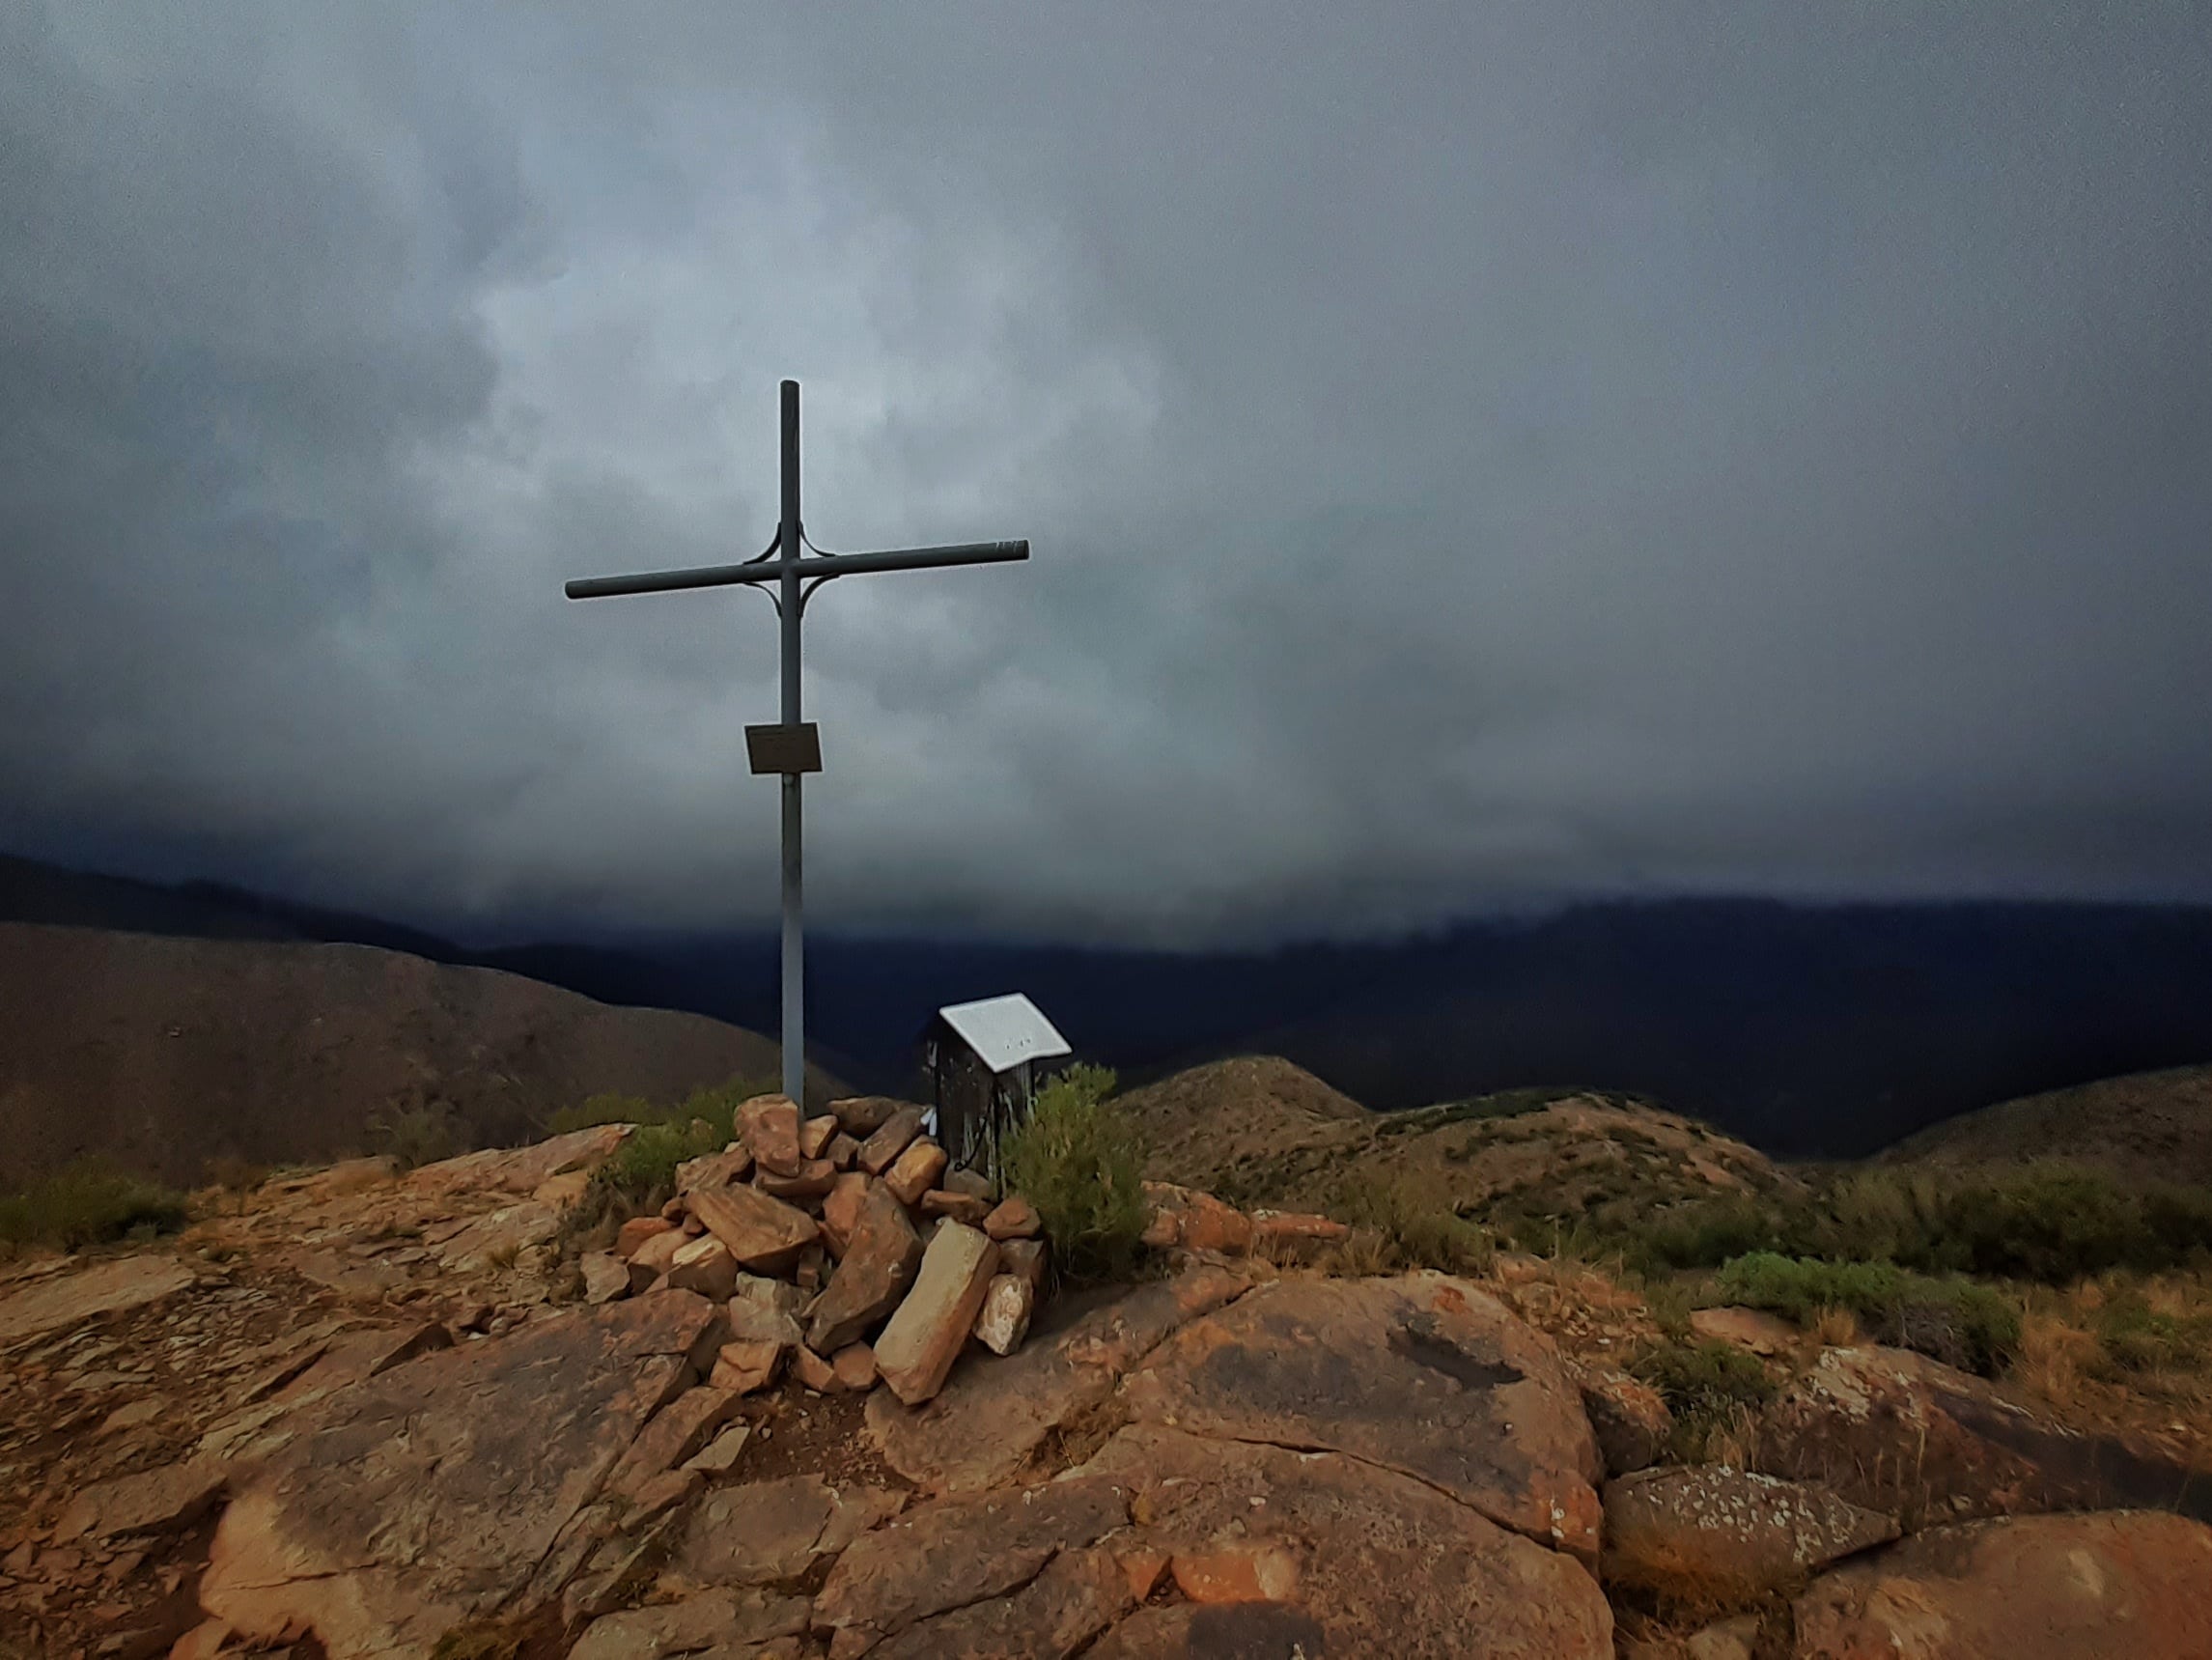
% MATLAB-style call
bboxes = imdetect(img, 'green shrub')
[1630,1337,1778,1461]
[546,1092,658,1135]
[1714,1252,2021,1373]
[1001,1063,1149,1284]
[0,1160,190,1252]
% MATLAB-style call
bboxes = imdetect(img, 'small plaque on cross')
[745,722,822,775]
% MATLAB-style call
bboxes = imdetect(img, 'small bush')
[1714,1252,2021,1374]
[547,1092,658,1135]
[1630,1337,1778,1462]
[367,1102,463,1172]
[1001,1063,1149,1284]
[0,1161,190,1252]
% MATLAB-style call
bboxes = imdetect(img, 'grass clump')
[1630,1337,1778,1462]
[1713,1251,2021,1374]
[553,1074,779,1252]
[1001,1063,1150,1284]
[0,1160,190,1253]
[1336,1170,1495,1274]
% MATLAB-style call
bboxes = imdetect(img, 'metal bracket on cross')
[564,380,1031,1101]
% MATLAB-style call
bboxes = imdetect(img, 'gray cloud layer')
[3,3,2207,946]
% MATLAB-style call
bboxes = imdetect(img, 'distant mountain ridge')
[0,920,844,1188]
[6,853,2212,1158]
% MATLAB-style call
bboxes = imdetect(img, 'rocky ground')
[4,1111,2211,1659]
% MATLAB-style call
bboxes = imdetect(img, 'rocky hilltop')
[3,1102,2211,1658]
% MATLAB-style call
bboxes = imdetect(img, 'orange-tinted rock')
[606,1387,741,1501]
[997,1237,1049,1292]
[920,1189,992,1225]
[874,1224,999,1406]
[616,1216,675,1258]
[1755,1344,2212,1530]
[1171,1543,1300,1604]
[630,1224,689,1280]
[0,1253,197,1346]
[665,1235,739,1301]
[857,1107,927,1176]
[711,1338,786,1395]
[580,1252,633,1305]
[757,1158,838,1200]
[983,1196,1042,1241]
[674,1144,751,1196]
[821,1171,873,1257]
[813,1470,1134,1654]
[55,1455,229,1541]
[1119,1272,1604,1560]
[793,1345,839,1392]
[942,1168,994,1202]
[808,1182,925,1355]
[800,1114,839,1161]
[1603,1467,1897,1606]
[686,1184,819,1275]
[832,1095,912,1138]
[1139,1182,1254,1254]
[571,1587,810,1660]
[1118,1548,1170,1602]
[872,1545,1133,1659]
[833,1343,879,1392]
[738,1094,804,1177]
[1084,1424,1613,1659]
[865,1264,1249,1496]
[1578,1365,1674,1477]
[1249,1208,1349,1260]
[827,1132,860,1170]
[199,1292,719,1659]
[673,1476,905,1588]
[883,1139,949,1208]
[1792,1510,2212,1659]
[971,1274,1034,1357]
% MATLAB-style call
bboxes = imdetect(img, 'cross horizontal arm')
[565,539,1028,601]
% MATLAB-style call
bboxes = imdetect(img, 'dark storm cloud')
[2,3,2207,946]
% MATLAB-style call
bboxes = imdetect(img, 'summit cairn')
[612,1094,1027,1404]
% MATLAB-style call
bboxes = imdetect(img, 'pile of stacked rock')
[579,1094,1047,1407]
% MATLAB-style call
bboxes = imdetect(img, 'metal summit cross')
[564,379,1030,1103]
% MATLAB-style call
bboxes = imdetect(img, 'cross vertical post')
[778,381,804,1102]
[563,380,1030,1115]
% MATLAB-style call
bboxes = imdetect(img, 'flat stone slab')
[0,1253,196,1346]
[1080,1425,1613,1658]
[1603,1466,1897,1605]
[1756,1344,2212,1529]
[1118,1271,1604,1557]
[671,1476,905,1587]
[1792,1510,2212,1659]
[865,1264,1249,1494]
[198,1291,722,1660]
[813,1470,1138,1656]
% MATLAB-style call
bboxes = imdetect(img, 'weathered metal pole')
[778,380,804,1104]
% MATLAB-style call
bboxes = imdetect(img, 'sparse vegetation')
[1712,1252,2022,1374]
[554,1073,781,1251]
[0,1159,189,1253]
[1630,1337,1778,1463]
[1001,1063,1150,1284]
[366,1100,463,1172]
[1622,1162,2212,1285]
[1335,1168,1495,1274]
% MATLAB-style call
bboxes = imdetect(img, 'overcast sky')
[2,4,2207,948]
